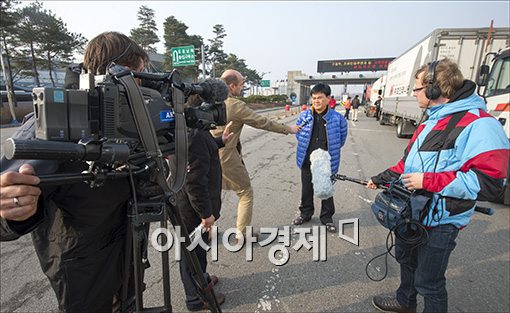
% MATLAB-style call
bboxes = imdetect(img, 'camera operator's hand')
[402,173,424,190]
[289,125,302,134]
[201,215,216,232]
[366,179,378,190]
[0,164,41,221]
[222,121,234,144]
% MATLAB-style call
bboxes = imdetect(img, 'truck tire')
[379,113,386,125]
[504,183,510,205]
[396,119,406,138]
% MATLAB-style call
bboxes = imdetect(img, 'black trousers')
[344,108,350,120]
[298,163,335,224]
[178,210,210,309]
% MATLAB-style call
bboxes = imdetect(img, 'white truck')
[363,75,386,118]
[478,46,510,139]
[378,27,510,138]
[478,46,510,204]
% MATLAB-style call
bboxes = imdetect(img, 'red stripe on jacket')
[461,149,509,179]
[432,111,482,131]
[423,149,509,192]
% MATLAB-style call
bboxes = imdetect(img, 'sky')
[34,1,510,86]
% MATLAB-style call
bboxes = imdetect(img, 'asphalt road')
[0,108,508,312]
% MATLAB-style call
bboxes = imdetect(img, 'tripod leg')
[166,205,222,313]
[160,213,172,311]
[132,222,144,312]
[121,219,134,313]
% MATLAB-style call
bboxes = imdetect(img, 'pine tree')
[38,12,86,86]
[0,0,21,106]
[216,53,261,85]
[130,5,159,53]
[207,24,228,77]
[16,2,47,86]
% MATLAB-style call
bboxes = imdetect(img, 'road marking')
[358,195,373,203]
[256,268,282,312]
[351,128,394,133]
[350,120,356,127]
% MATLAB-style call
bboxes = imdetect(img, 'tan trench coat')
[211,97,291,191]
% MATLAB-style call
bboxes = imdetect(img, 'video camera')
[4,64,228,164]
[3,64,226,312]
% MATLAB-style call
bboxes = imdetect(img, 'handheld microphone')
[310,149,334,200]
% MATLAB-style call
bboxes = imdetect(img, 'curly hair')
[415,58,464,99]
[83,32,148,75]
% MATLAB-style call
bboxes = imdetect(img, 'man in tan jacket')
[211,69,300,240]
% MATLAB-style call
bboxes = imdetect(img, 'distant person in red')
[329,95,337,109]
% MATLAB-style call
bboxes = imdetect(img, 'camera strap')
[169,82,188,193]
[115,74,187,193]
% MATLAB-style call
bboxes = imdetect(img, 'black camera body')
[33,73,226,144]
[33,83,177,143]
[5,67,228,164]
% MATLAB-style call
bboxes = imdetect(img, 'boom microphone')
[183,78,229,103]
[310,149,334,200]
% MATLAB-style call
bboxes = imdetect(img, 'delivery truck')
[378,27,510,138]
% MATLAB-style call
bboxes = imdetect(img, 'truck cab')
[479,47,510,139]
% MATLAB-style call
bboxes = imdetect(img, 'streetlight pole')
[201,45,206,79]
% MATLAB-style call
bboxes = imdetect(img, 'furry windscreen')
[310,148,334,200]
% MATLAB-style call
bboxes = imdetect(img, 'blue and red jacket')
[373,81,509,228]
[295,107,348,174]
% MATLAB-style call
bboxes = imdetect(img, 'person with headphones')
[367,59,509,312]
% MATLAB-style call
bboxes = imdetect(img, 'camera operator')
[0,32,148,312]
[367,58,509,313]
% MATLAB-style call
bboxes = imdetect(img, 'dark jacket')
[0,113,132,312]
[352,97,361,109]
[173,129,223,232]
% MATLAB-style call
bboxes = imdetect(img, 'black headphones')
[425,60,442,100]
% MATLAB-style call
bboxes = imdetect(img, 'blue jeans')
[396,224,459,312]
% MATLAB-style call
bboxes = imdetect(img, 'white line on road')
[350,128,394,133]
[358,195,373,204]
[256,268,282,312]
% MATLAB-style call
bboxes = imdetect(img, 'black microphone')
[183,78,229,102]
[474,206,494,216]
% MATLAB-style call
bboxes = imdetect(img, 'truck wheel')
[396,119,406,138]
[379,114,386,125]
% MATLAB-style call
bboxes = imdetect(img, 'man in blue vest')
[293,83,348,232]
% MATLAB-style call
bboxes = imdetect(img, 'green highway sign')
[260,80,270,87]
[171,45,196,67]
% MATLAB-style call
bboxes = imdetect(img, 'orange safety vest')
[345,100,351,109]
